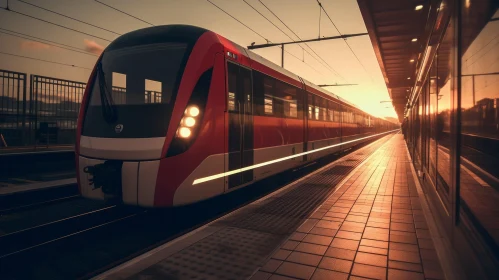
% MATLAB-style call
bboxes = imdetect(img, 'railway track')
[0,194,80,215]
[0,182,79,212]
[0,205,142,258]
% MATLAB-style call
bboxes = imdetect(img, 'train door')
[302,88,308,162]
[227,62,254,189]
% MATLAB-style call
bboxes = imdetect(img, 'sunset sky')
[0,0,398,120]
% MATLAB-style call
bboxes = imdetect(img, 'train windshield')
[82,43,188,138]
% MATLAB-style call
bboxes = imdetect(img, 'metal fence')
[0,69,162,149]
[0,70,27,147]
[30,75,85,146]
[0,69,85,148]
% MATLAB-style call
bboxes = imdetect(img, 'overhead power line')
[0,27,96,53]
[207,0,266,41]
[205,0,324,76]
[248,33,368,49]
[242,0,294,42]
[257,0,345,81]
[0,7,112,42]
[0,51,92,70]
[315,0,371,79]
[16,0,122,36]
[0,29,98,56]
[94,0,155,26]
[242,0,325,75]
[97,0,320,76]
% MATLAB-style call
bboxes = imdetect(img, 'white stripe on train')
[192,129,400,185]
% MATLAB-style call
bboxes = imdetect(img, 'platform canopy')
[357,0,431,122]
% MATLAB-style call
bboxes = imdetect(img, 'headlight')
[178,127,191,138]
[176,105,200,140]
[183,117,196,127]
[187,106,200,117]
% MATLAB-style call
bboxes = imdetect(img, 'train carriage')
[76,25,398,208]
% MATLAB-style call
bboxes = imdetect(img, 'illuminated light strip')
[192,129,400,185]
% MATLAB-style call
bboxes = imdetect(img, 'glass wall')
[428,62,438,188]
[414,95,423,170]
[402,1,499,273]
[436,8,455,201]
[459,1,499,253]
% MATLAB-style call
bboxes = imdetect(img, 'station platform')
[0,146,75,196]
[96,133,460,280]
[0,178,76,196]
[0,145,73,155]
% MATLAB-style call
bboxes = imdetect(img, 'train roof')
[239,45,361,110]
[208,28,378,119]
[105,24,209,52]
[113,25,386,121]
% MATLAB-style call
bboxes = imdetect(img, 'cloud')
[21,41,50,50]
[84,39,104,55]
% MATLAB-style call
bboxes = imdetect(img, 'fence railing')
[1,69,28,147]
[0,69,85,149]
[1,69,163,150]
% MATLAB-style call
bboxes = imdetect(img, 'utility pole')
[248,33,368,50]
[248,32,368,69]
[281,44,284,67]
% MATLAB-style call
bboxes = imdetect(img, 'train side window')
[289,102,297,118]
[242,70,252,115]
[297,90,304,119]
[252,71,264,115]
[328,100,334,122]
[308,94,314,120]
[315,96,322,121]
[263,75,275,115]
[275,80,298,118]
[335,104,341,122]
[228,64,238,112]
[314,98,320,120]
[264,95,273,115]
[321,97,328,121]
[228,92,236,111]
[331,102,339,122]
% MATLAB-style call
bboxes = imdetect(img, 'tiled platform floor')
[251,134,445,280]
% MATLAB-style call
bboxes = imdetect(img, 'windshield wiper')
[96,61,117,123]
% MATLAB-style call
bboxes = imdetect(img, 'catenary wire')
[258,0,345,81]
[0,30,98,57]
[16,0,122,35]
[0,51,92,70]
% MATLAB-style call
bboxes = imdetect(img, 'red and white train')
[76,25,398,208]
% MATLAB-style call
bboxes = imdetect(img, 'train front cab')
[76,26,228,207]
